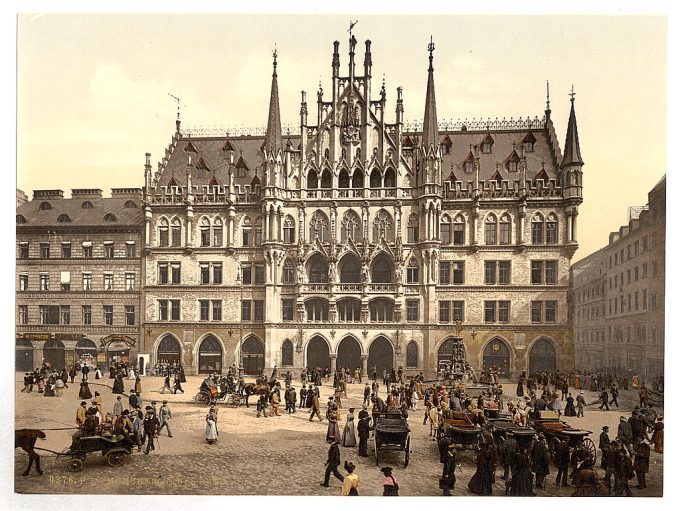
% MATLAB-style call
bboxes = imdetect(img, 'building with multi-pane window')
[571,176,665,381]
[140,35,583,377]
[15,189,143,372]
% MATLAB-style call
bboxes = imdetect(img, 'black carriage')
[439,412,484,452]
[487,417,536,450]
[531,418,596,464]
[194,376,242,407]
[63,434,133,472]
[374,412,411,467]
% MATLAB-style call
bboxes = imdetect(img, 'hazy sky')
[16,14,666,260]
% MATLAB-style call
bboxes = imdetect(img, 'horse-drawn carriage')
[64,434,133,472]
[438,412,484,452]
[374,411,411,467]
[194,376,243,407]
[531,416,596,464]
[487,417,536,450]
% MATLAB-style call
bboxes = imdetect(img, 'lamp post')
[236,264,244,377]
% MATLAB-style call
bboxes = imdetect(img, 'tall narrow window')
[406,258,419,284]
[158,218,169,247]
[126,242,136,258]
[40,243,50,258]
[407,214,419,243]
[104,242,114,258]
[61,243,72,258]
[242,217,252,246]
[499,214,511,244]
[440,215,451,245]
[125,273,135,291]
[531,213,544,244]
[103,305,114,325]
[282,259,295,284]
[212,218,223,246]
[200,218,211,247]
[171,218,181,247]
[82,305,92,325]
[546,213,558,244]
[19,243,29,258]
[283,216,295,243]
[125,306,135,325]
[453,215,465,245]
[485,214,497,245]
[310,211,330,243]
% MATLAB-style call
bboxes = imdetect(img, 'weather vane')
[569,84,576,102]
[428,35,435,55]
[168,93,180,121]
[348,19,358,36]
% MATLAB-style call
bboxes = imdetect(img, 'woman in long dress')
[468,436,497,495]
[112,373,124,394]
[128,367,136,380]
[205,408,218,444]
[326,407,341,443]
[342,408,357,447]
[134,376,142,394]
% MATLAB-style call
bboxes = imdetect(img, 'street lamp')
[236,263,244,377]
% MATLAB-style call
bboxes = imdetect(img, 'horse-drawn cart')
[194,377,243,407]
[374,412,411,467]
[63,434,133,472]
[531,418,596,464]
[440,412,483,452]
[487,417,536,449]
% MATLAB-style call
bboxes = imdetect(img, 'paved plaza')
[14,374,663,496]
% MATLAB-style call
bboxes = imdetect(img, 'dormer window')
[103,213,117,222]
[481,133,494,154]
[508,161,517,173]
[124,200,137,208]
[39,202,52,211]
[464,161,474,173]
[57,214,72,223]
[504,148,521,173]
[441,135,453,155]
[81,201,94,209]
[462,150,475,173]
[523,131,537,153]
[16,214,26,224]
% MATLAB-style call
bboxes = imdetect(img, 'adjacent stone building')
[571,176,665,381]
[141,35,583,377]
[15,189,144,372]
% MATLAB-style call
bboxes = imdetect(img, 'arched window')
[307,169,318,189]
[384,168,396,188]
[241,217,252,246]
[499,213,511,245]
[81,201,93,209]
[39,202,52,210]
[283,216,295,244]
[305,298,329,321]
[341,210,361,242]
[338,169,350,188]
[124,200,137,208]
[158,218,169,247]
[212,217,223,246]
[453,214,465,245]
[254,217,263,245]
[440,214,451,244]
[308,253,329,283]
[406,341,418,368]
[546,213,558,244]
[372,210,394,243]
[309,211,330,243]
[369,168,382,188]
[282,259,296,284]
[531,213,544,244]
[171,218,181,246]
[369,298,394,322]
[281,340,294,366]
[200,217,211,247]
[104,213,117,222]
[337,298,361,322]
[484,213,497,245]
[371,253,393,283]
[406,258,419,284]
[407,214,419,243]
[16,214,26,224]
[57,214,71,223]
[320,169,332,189]
[351,169,364,189]
[339,254,361,283]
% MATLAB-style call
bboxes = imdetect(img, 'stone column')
[361,354,368,378]
[264,208,270,242]
[330,353,337,373]
[566,211,573,242]
[571,209,578,242]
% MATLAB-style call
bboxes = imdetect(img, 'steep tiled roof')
[16,196,143,227]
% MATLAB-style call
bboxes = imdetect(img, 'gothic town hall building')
[20,35,585,378]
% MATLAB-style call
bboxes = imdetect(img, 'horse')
[242,383,273,407]
[15,429,46,476]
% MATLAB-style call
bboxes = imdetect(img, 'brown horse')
[15,429,46,476]
[242,383,272,407]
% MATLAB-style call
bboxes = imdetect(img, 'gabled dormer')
[503,147,520,172]
[480,133,494,154]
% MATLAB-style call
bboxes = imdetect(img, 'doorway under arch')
[241,336,265,375]
[156,335,181,366]
[368,336,394,377]
[75,338,98,366]
[16,338,33,372]
[43,339,65,369]
[528,338,557,373]
[198,335,223,374]
[483,337,511,376]
[306,335,330,372]
[337,336,362,372]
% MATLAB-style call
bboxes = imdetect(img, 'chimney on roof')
[364,40,372,78]
[332,41,340,78]
[71,189,103,199]
[111,188,142,198]
[33,189,65,200]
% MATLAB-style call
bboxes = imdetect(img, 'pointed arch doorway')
[337,336,362,372]
[242,336,265,375]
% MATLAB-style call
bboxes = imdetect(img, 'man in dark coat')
[609,384,619,407]
[142,408,160,454]
[633,441,650,489]
[603,440,619,488]
[555,439,571,486]
[441,444,457,496]
[613,445,634,496]
[599,389,609,410]
[599,426,611,469]
[500,433,518,480]
[357,416,371,457]
[531,435,550,489]
[468,435,497,495]
[81,364,90,382]
[617,416,634,455]
[510,448,535,496]
[629,409,649,445]
[321,438,344,487]
[309,391,323,422]
[286,386,296,413]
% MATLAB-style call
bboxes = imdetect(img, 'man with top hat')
[599,426,611,468]
[321,437,344,487]
[143,406,160,454]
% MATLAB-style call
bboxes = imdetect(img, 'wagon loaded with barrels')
[374,411,411,467]
[531,417,596,464]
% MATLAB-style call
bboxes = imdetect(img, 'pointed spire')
[545,80,551,118]
[422,36,438,149]
[561,85,584,167]
[264,45,283,154]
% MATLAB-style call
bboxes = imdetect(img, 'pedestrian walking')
[173,373,184,394]
[132,410,144,452]
[340,461,359,496]
[205,407,218,444]
[357,414,370,457]
[341,408,356,447]
[501,433,518,480]
[143,407,160,454]
[633,441,650,489]
[609,385,619,407]
[617,416,634,456]
[270,389,281,416]
[599,389,609,410]
[531,435,550,489]
[651,416,664,453]
[468,435,497,495]
[309,390,323,422]
[576,391,586,417]
[321,438,344,487]
[440,444,457,496]
[510,449,536,496]
[599,426,611,468]
[612,445,634,496]
[639,385,649,408]
[112,395,123,425]
[158,400,173,437]
[555,439,571,486]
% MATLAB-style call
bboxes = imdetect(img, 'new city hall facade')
[17,36,584,378]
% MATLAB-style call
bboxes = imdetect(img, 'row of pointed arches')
[307,167,397,189]
[281,251,395,285]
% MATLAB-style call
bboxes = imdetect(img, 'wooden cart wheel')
[195,392,211,406]
[404,436,411,467]
[580,438,597,464]
[67,458,83,472]
[107,452,126,467]
[549,437,560,463]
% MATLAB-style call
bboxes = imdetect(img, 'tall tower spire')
[264,46,283,154]
[561,85,583,167]
[422,36,438,149]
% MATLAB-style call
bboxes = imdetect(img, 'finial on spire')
[272,44,279,75]
[428,36,435,70]
[168,93,181,132]
[546,80,551,111]
[569,84,576,103]
[348,19,358,37]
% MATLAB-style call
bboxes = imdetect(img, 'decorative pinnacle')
[569,84,576,103]
[546,80,551,111]
[272,45,278,74]
[428,36,435,69]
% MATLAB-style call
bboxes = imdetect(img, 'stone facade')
[140,35,583,378]
[15,189,144,372]
[571,176,665,381]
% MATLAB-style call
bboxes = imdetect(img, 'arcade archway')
[16,338,33,372]
[43,339,65,369]
[198,335,223,374]
[75,338,98,366]
[529,338,557,373]
[368,336,394,376]
[337,336,362,372]
[241,336,265,375]
[483,337,511,376]
[306,335,331,372]
[156,335,181,366]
